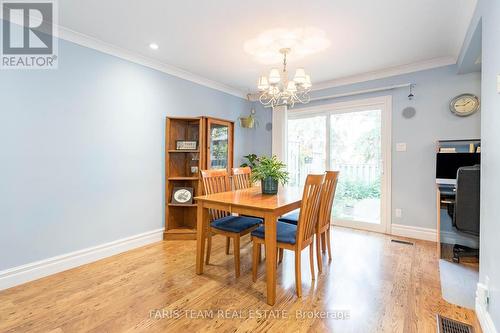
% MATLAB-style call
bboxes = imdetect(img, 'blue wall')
[263,66,480,230]
[0,39,256,270]
[473,0,500,328]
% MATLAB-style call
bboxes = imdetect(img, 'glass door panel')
[286,97,389,233]
[330,110,382,225]
[287,116,327,187]
[208,122,229,169]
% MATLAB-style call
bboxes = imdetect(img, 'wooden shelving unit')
[164,116,234,240]
[164,117,204,240]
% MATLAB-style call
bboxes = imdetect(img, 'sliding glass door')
[287,97,391,233]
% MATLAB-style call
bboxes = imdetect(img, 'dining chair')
[277,171,339,269]
[232,166,252,190]
[251,173,325,297]
[201,169,262,278]
[315,171,339,273]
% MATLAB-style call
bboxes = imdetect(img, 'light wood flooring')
[0,227,481,332]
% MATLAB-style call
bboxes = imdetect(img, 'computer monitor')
[436,153,480,184]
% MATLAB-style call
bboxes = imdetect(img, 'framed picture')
[176,140,197,150]
[171,187,193,205]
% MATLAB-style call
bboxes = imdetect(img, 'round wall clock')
[172,187,193,205]
[449,93,480,117]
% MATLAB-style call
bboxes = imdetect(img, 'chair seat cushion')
[251,221,297,244]
[211,215,262,233]
[277,209,300,225]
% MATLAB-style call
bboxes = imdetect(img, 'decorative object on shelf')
[240,153,260,169]
[171,187,193,205]
[190,166,199,174]
[250,155,289,194]
[256,48,312,108]
[176,140,198,150]
[239,108,258,128]
[449,93,480,117]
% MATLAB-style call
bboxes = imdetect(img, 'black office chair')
[449,165,480,263]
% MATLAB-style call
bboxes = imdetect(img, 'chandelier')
[257,48,312,108]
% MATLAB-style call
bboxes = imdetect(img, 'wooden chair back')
[318,171,340,230]
[200,169,231,220]
[296,174,325,247]
[232,167,252,190]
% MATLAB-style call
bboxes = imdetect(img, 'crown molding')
[311,56,457,92]
[247,56,457,101]
[55,26,248,99]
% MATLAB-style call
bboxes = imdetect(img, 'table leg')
[264,212,277,305]
[196,202,208,274]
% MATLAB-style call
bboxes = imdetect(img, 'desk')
[195,186,302,305]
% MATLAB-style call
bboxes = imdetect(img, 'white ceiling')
[59,0,477,96]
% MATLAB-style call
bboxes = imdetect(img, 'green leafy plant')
[240,154,260,169]
[250,155,289,185]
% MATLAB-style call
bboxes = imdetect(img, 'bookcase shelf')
[164,116,234,240]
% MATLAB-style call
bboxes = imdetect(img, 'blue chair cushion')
[211,215,262,233]
[251,221,297,245]
[278,209,300,225]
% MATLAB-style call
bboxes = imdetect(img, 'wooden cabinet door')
[206,118,233,171]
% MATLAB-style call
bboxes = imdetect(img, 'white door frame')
[288,96,392,234]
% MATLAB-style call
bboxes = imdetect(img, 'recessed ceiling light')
[149,43,159,50]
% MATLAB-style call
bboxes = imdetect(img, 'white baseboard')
[391,223,437,242]
[476,295,498,333]
[0,228,164,291]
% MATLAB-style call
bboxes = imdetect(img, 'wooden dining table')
[195,186,302,305]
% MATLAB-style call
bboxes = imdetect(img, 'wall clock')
[449,93,480,117]
[171,187,193,205]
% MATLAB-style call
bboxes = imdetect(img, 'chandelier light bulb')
[258,76,269,91]
[268,68,281,84]
[293,68,307,84]
[287,81,297,92]
[303,75,312,89]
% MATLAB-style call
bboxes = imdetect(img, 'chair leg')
[258,244,262,262]
[233,235,240,278]
[316,233,323,274]
[278,248,284,264]
[326,227,333,261]
[205,230,212,265]
[309,244,315,281]
[252,240,259,282]
[321,233,326,254]
[276,248,279,268]
[295,249,302,297]
[225,237,230,255]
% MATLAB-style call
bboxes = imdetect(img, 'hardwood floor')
[0,227,481,332]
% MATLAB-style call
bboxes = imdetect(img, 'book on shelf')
[439,147,456,153]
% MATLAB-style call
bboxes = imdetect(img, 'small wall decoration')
[239,108,258,128]
[171,187,193,205]
[176,140,198,150]
[402,106,416,119]
[449,93,480,117]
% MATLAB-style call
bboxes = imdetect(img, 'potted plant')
[250,155,289,194]
[240,154,260,169]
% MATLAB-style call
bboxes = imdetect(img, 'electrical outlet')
[396,143,407,152]
[497,74,500,93]
[395,208,402,218]
[477,282,490,310]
